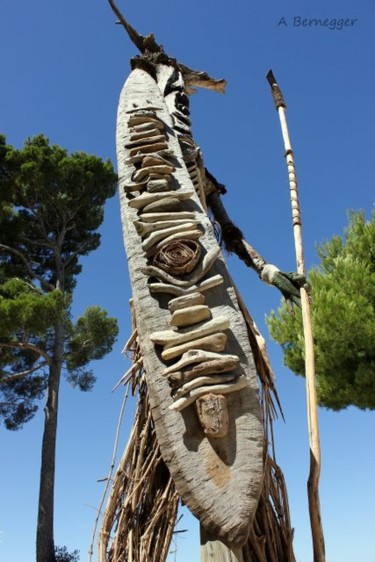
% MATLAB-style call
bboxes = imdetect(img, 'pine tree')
[0,134,119,562]
[266,210,375,411]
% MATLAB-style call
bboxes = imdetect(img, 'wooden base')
[200,525,244,562]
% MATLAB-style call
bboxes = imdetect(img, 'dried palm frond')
[238,290,295,562]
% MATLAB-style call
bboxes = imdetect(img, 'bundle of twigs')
[95,292,295,562]
[96,321,179,562]
[238,291,295,562]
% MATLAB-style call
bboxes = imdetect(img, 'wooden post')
[266,70,326,562]
[200,525,244,562]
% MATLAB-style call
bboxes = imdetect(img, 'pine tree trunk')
[36,321,64,562]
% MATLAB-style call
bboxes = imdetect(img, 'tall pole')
[266,70,326,562]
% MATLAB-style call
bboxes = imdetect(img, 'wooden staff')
[266,70,326,562]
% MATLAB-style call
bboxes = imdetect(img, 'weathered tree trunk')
[201,525,244,562]
[100,9,296,561]
[36,321,64,562]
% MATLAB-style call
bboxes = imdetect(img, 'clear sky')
[1,1,374,561]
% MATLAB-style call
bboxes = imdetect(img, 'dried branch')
[88,381,130,562]
[0,341,52,366]
[178,63,226,94]
[98,292,295,562]
[0,244,55,292]
[0,361,48,385]
[106,0,226,94]
[107,0,161,53]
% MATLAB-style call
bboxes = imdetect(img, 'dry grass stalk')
[238,293,295,562]
[97,326,179,562]
[98,295,295,562]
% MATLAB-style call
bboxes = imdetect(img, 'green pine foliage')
[1,133,120,561]
[55,546,80,562]
[267,210,375,411]
[65,306,119,391]
[0,134,119,429]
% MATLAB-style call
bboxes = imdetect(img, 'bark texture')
[36,322,64,562]
[117,68,263,547]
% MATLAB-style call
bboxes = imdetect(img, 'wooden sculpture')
[97,2,302,560]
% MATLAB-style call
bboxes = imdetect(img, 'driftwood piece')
[150,229,203,255]
[142,154,174,166]
[147,179,171,192]
[148,273,224,296]
[123,181,148,193]
[129,141,169,157]
[172,373,237,400]
[168,370,236,389]
[126,134,166,148]
[128,114,165,127]
[140,211,197,223]
[134,218,200,237]
[196,393,230,439]
[128,189,194,210]
[142,196,185,213]
[161,332,227,361]
[167,356,240,386]
[125,149,174,165]
[142,223,200,252]
[118,68,263,547]
[150,315,229,348]
[170,375,249,411]
[170,304,211,327]
[162,349,239,376]
[132,164,175,182]
[129,127,162,141]
[168,291,206,312]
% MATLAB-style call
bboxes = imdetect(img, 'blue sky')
[1,1,374,561]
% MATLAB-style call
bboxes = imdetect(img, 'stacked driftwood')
[96,294,295,562]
